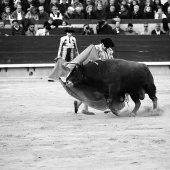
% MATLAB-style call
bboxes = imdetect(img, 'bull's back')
[104,59,154,92]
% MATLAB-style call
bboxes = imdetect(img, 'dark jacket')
[106,11,119,19]
[112,28,125,35]
[163,2,170,14]
[38,12,49,20]
[96,23,113,34]
[74,12,84,19]
[12,26,25,35]
[151,29,164,35]
[21,0,37,13]
[118,10,130,19]
[84,11,97,19]
[143,11,154,19]
[59,3,70,16]
[95,9,107,20]
[131,11,143,19]
[63,12,76,20]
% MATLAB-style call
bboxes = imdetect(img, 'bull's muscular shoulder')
[104,59,149,75]
[105,59,147,68]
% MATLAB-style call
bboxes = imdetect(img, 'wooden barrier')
[0,35,170,65]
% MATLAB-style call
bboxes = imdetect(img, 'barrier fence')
[0,35,170,64]
[0,35,170,76]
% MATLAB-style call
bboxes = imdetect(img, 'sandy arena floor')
[0,76,170,170]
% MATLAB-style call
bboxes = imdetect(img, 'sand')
[0,76,170,170]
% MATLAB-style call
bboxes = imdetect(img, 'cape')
[49,44,125,111]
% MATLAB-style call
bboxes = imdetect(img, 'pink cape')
[49,44,125,111]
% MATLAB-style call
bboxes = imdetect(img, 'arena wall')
[0,34,170,77]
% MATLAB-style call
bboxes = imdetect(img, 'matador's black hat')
[65,27,75,33]
[101,38,114,48]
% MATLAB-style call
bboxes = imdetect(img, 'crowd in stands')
[0,0,170,34]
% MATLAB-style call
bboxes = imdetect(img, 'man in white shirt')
[151,23,164,35]
[35,25,51,36]
[139,23,151,35]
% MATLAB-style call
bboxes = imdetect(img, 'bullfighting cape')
[49,44,98,79]
[49,44,125,111]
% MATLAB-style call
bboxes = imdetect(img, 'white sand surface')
[0,76,170,170]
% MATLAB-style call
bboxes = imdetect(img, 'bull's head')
[66,63,84,87]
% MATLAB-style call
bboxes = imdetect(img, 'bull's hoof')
[130,112,136,117]
[74,101,78,113]
[110,108,119,116]
[81,110,95,115]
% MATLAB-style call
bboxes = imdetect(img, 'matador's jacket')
[57,35,79,62]
[95,44,114,60]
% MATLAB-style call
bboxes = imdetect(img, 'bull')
[66,59,158,116]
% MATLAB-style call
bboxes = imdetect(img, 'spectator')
[131,5,143,19]
[163,0,170,14]
[59,0,70,16]
[11,19,25,35]
[74,6,84,19]
[43,17,56,29]
[35,25,51,35]
[38,6,49,20]
[13,0,22,9]
[141,0,153,12]
[152,0,163,13]
[143,6,154,19]
[72,0,84,11]
[84,5,97,19]
[63,6,76,19]
[166,23,170,34]
[106,5,119,19]
[118,5,130,19]
[0,0,14,17]
[25,6,39,20]
[58,20,70,28]
[12,4,25,20]
[154,7,167,19]
[21,0,37,14]
[105,0,119,13]
[163,6,170,32]
[50,5,63,20]
[36,0,49,13]
[94,3,107,20]
[49,0,60,13]
[151,23,164,34]
[83,0,94,13]
[81,24,94,35]
[0,21,5,29]
[96,19,113,34]
[119,0,130,12]
[129,0,139,13]
[125,23,137,35]
[0,21,7,35]
[54,27,79,62]
[2,6,13,20]
[112,21,125,35]
[94,0,107,10]
[139,23,151,35]
[25,23,36,35]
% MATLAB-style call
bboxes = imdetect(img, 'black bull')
[66,59,158,116]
